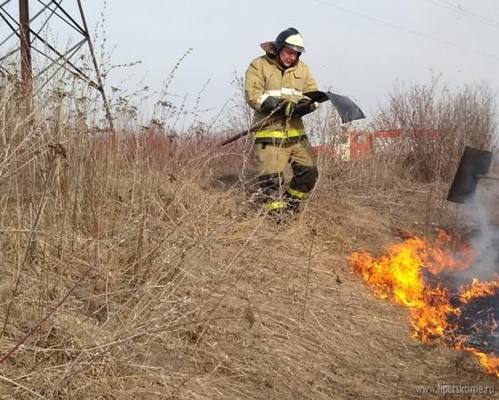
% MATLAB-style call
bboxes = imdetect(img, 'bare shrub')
[374,79,497,182]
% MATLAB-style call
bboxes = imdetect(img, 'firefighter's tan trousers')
[255,138,318,210]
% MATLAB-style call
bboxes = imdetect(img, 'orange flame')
[473,352,499,376]
[460,278,499,303]
[348,232,499,377]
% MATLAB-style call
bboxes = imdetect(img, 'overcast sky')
[1,0,499,127]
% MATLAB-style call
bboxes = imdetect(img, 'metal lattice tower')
[0,0,114,130]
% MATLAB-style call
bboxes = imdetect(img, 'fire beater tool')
[219,90,365,147]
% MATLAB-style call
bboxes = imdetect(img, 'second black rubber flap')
[447,146,492,204]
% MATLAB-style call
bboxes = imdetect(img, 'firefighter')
[245,27,319,214]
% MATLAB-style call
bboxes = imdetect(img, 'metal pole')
[18,0,32,99]
[77,0,115,134]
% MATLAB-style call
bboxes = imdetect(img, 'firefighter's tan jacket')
[244,54,318,143]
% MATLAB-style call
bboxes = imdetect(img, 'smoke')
[460,154,499,283]
[446,153,499,357]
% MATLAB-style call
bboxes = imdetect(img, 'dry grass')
[0,81,497,400]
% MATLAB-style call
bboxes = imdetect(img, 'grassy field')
[0,81,498,399]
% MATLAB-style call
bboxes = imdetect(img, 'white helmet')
[275,27,305,53]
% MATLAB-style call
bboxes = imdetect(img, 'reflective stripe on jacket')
[244,54,318,142]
